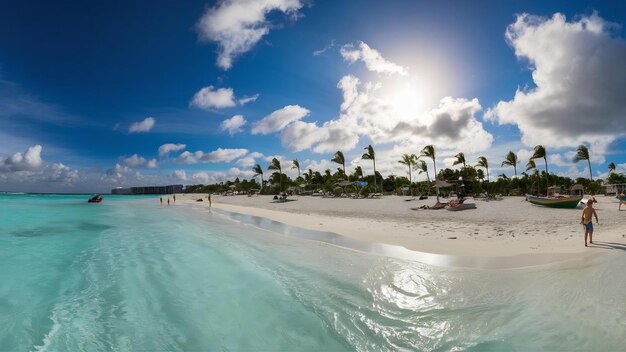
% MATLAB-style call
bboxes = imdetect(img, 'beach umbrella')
[355,181,368,188]
[337,180,352,187]
[299,183,307,188]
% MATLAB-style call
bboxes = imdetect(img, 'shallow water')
[0,194,624,351]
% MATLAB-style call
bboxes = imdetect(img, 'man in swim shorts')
[580,199,599,247]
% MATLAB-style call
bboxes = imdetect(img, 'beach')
[178,194,626,266]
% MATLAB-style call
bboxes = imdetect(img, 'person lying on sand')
[580,199,599,247]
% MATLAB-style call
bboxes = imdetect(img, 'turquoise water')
[1,194,625,351]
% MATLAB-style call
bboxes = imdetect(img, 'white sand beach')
[176,194,626,266]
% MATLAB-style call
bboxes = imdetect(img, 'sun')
[382,80,429,121]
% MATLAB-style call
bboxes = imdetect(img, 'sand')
[175,193,626,266]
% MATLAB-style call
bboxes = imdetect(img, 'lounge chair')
[446,202,477,211]
[428,201,448,210]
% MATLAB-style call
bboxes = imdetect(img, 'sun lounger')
[446,203,477,211]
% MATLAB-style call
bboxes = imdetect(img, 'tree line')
[185,144,625,196]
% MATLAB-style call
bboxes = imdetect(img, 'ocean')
[1,194,624,351]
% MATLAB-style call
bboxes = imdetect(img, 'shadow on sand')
[588,241,626,251]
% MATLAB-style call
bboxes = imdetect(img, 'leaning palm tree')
[420,145,438,201]
[531,145,549,193]
[331,151,346,178]
[452,152,466,168]
[476,156,489,182]
[608,162,616,174]
[267,158,283,192]
[291,159,301,179]
[398,154,418,184]
[252,164,264,192]
[501,151,519,178]
[417,160,430,183]
[573,144,593,180]
[361,145,377,191]
[526,159,537,173]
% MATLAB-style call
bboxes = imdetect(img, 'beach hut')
[570,184,584,196]
[547,185,561,196]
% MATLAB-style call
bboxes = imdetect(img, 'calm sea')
[0,194,624,351]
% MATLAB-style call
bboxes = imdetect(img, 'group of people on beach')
[159,194,176,205]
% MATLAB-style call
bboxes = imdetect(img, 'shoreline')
[176,193,625,268]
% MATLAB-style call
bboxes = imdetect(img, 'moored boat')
[525,194,582,208]
[88,194,103,203]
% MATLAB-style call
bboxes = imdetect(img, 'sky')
[1,0,626,192]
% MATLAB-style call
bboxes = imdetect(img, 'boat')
[525,194,582,208]
[88,194,103,203]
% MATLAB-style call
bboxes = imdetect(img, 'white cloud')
[0,145,79,187]
[173,170,187,180]
[177,148,248,164]
[340,41,407,76]
[281,121,330,152]
[238,94,259,105]
[313,39,336,56]
[235,151,264,167]
[220,115,247,135]
[268,74,492,155]
[0,144,43,171]
[158,143,186,157]
[196,0,305,70]
[190,86,236,109]
[122,154,147,168]
[128,117,155,133]
[486,12,626,159]
[121,154,158,169]
[251,105,310,134]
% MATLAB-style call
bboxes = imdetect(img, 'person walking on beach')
[580,199,598,246]
[208,194,212,208]
[173,194,176,203]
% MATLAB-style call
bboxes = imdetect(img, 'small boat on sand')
[526,194,582,209]
[88,194,103,203]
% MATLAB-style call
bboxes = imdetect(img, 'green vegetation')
[183,145,622,197]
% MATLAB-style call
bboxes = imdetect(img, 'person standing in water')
[160,197,162,205]
[173,194,176,203]
[167,198,170,206]
[580,199,599,246]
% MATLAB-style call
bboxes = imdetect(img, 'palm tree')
[304,168,313,184]
[398,154,418,184]
[526,159,537,173]
[361,145,377,191]
[267,158,283,192]
[331,151,346,178]
[252,164,264,192]
[608,162,616,174]
[417,160,431,183]
[291,159,301,179]
[501,151,519,178]
[476,169,485,181]
[531,145,549,193]
[420,145,438,201]
[476,156,489,182]
[352,166,363,180]
[573,144,593,180]
[452,152,466,168]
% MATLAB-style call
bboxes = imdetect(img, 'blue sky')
[1,0,626,192]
